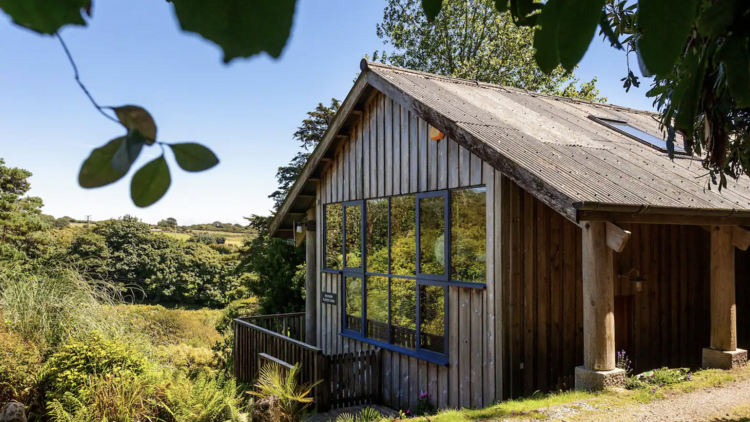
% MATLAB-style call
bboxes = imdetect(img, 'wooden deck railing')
[233,313,383,411]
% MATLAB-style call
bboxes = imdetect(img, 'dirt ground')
[525,378,750,422]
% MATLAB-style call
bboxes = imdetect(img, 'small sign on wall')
[321,292,337,305]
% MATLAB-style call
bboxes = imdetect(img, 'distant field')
[69,222,94,228]
[193,230,249,246]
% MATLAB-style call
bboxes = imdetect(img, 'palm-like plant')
[249,363,321,422]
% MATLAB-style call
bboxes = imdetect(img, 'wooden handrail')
[233,318,321,351]
[238,312,305,321]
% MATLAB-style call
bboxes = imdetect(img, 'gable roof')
[270,60,750,237]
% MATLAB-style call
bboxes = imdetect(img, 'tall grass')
[0,265,130,350]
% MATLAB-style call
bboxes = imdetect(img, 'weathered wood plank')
[383,350,392,407]
[449,286,459,407]
[449,139,459,189]
[409,356,418,411]
[710,226,737,351]
[459,146,470,187]
[419,359,428,404]
[459,287,472,408]
[606,222,631,253]
[428,362,438,408]
[438,137,448,190]
[401,105,410,194]
[562,219,577,380]
[471,289,484,408]
[550,211,563,389]
[392,349,401,407]
[343,139,350,202]
[419,119,428,192]
[471,153,482,186]
[385,97,393,197]
[437,362,448,409]
[370,100,378,199]
[484,164,496,403]
[498,174,510,401]
[509,181,523,398]
[410,111,419,194]
[428,126,438,191]
[523,192,536,395]
[536,201,549,391]
[393,102,401,196]
[378,94,385,198]
[363,106,371,199]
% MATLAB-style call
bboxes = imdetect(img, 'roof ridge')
[361,59,661,118]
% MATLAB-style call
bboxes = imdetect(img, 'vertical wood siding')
[314,88,743,409]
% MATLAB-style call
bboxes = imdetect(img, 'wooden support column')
[582,221,616,371]
[305,207,318,346]
[709,225,737,352]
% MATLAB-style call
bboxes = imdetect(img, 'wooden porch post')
[575,222,624,390]
[306,207,318,346]
[703,226,747,369]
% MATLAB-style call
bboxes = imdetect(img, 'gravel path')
[513,378,750,422]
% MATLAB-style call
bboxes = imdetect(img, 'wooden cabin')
[236,60,750,412]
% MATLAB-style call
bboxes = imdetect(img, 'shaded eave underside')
[270,61,750,238]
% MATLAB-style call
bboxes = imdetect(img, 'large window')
[324,187,486,363]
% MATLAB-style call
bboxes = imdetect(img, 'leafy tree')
[374,0,605,101]
[157,217,178,229]
[0,158,48,256]
[270,100,340,209]
[237,215,305,314]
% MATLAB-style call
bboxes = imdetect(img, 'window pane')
[451,188,486,282]
[605,120,685,152]
[366,199,389,274]
[366,276,389,342]
[419,285,445,354]
[325,204,343,269]
[419,196,445,275]
[390,195,416,276]
[345,277,362,332]
[345,205,362,268]
[390,278,417,349]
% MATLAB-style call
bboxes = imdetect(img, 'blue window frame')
[590,115,687,154]
[326,187,486,365]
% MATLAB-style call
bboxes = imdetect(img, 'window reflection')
[345,277,362,332]
[390,195,416,277]
[419,196,445,275]
[419,285,445,354]
[366,276,389,342]
[451,187,486,282]
[366,199,389,274]
[390,278,417,349]
[325,204,343,269]
[345,205,362,268]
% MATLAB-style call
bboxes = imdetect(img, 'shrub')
[0,327,42,403]
[0,266,127,351]
[47,373,171,422]
[335,407,383,422]
[415,392,436,416]
[157,344,218,377]
[250,363,320,422]
[213,297,258,370]
[165,371,248,422]
[41,332,147,400]
[625,367,691,391]
[118,305,222,349]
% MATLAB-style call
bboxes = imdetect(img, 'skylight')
[591,116,685,154]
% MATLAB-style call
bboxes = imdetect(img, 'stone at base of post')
[575,366,626,391]
[702,348,748,370]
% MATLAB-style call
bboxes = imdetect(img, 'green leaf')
[112,131,146,173]
[533,0,565,74]
[130,156,171,208]
[716,35,750,108]
[557,0,606,71]
[494,0,509,13]
[599,10,623,50]
[169,143,220,172]
[170,0,297,63]
[697,0,735,37]
[112,106,157,143]
[422,0,443,21]
[78,137,129,189]
[673,50,706,133]
[0,0,89,34]
[636,0,699,77]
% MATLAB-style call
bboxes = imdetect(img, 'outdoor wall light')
[618,268,645,293]
[295,221,304,233]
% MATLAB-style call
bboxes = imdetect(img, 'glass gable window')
[595,117,686,153]
[326,186,487,363]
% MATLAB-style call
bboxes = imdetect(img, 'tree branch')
[56,33,119,124]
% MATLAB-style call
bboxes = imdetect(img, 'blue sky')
[0,0,655,225]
